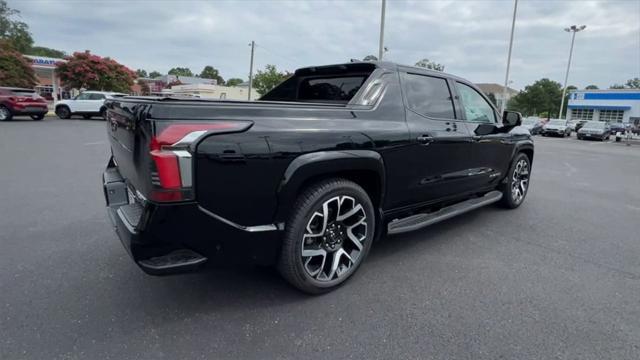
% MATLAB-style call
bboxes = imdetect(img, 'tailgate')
[106,100,155,199]
[105,99,253,203]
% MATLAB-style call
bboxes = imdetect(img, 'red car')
[0,87,49,121]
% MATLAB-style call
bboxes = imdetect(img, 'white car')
[54,91,127,119]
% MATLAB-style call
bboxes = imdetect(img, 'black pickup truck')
[103,61,533,293]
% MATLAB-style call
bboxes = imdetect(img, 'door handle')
[417,135,434,144]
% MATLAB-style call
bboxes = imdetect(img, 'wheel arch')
[275,150,386,225]
[513,142,534,166]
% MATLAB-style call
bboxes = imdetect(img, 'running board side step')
[387,191,503,235]
[138,249,207,275]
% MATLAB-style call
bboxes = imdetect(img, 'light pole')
[558,25,586,119]
[248,40,255,101]
[500,0,518,115]
[378,0,386,60]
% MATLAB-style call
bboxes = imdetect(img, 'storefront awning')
[567,105,631,110]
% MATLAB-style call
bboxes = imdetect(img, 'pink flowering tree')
[55,51,136,93]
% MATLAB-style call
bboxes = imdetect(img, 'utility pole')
[248,40,255,101]
[559,25,586,119]
[500,0,518,115]
[378,0,386,60]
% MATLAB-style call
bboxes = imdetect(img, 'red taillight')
[150,150,181,189]
[149,121,251,202]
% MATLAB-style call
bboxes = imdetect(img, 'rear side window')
[89,93,106,100]
[401,73,455,119]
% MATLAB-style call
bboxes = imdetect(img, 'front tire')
[499,153,531,209]
[278,179,375,294]
[55,106,71,119]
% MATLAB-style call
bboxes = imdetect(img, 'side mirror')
[503,111,522,127]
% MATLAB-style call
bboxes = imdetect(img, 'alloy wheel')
[511,159,529,204]
[0,107,9,120]
[301,195,367,282]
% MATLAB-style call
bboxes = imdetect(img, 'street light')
[558,25,586,119]
[500,0,518,115]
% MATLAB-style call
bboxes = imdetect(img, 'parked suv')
[55,91,127,119]
[0,87,48,121]
[102,61,533,293]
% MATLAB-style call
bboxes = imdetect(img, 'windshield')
[547,120,566,126]
[522,119,537,125]
[584,121,605,129]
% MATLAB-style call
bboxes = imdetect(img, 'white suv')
[55,91,127,119]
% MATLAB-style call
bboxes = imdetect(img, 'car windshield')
[548,120,566,126]
[584,121,605,129]
[522,119,537,125]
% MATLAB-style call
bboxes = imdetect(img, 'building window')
[571,108,594,121]
[599,110,624,123]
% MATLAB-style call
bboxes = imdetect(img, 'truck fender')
[274,150,386,223]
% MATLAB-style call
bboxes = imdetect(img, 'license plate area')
[103,167,129,207]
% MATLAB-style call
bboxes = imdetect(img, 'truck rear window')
[260,63,375,104]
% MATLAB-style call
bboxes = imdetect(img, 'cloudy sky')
[11,0,640,90]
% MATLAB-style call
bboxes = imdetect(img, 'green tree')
[0,0,33,53]
[55,51,136,92]
[486,93,497,106]
[585,84,599,90]
[253,64,290,95]
[135,69,148,78]
[625,77,640,89]
[199,65,224,84]
[415,58,444,71]
[168,67,193,77]
[507,78,563,117]
[363,55,378,61]
[226,77,244,87]
[148,70,162,78]
[0,40,36,87]
[27,46,65,58]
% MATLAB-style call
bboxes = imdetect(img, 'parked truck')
[103,61,533,293]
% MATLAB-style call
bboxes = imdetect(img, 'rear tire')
[55,106,71,119]
[277,178,375,294]
[499,153,531,209]
[0,105,13,121]
[31,114,45,121]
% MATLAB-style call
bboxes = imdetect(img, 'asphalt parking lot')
[1,117,639,359]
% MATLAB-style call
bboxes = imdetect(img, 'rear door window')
[400,72,455,119]
[89,93,106,100]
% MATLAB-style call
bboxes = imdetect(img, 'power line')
[253,43,301,68]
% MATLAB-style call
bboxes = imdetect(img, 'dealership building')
[24,55,68,100]
[566,89,640,127]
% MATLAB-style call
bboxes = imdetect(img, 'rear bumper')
[103,160,283,275]
[8,104,48,115]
